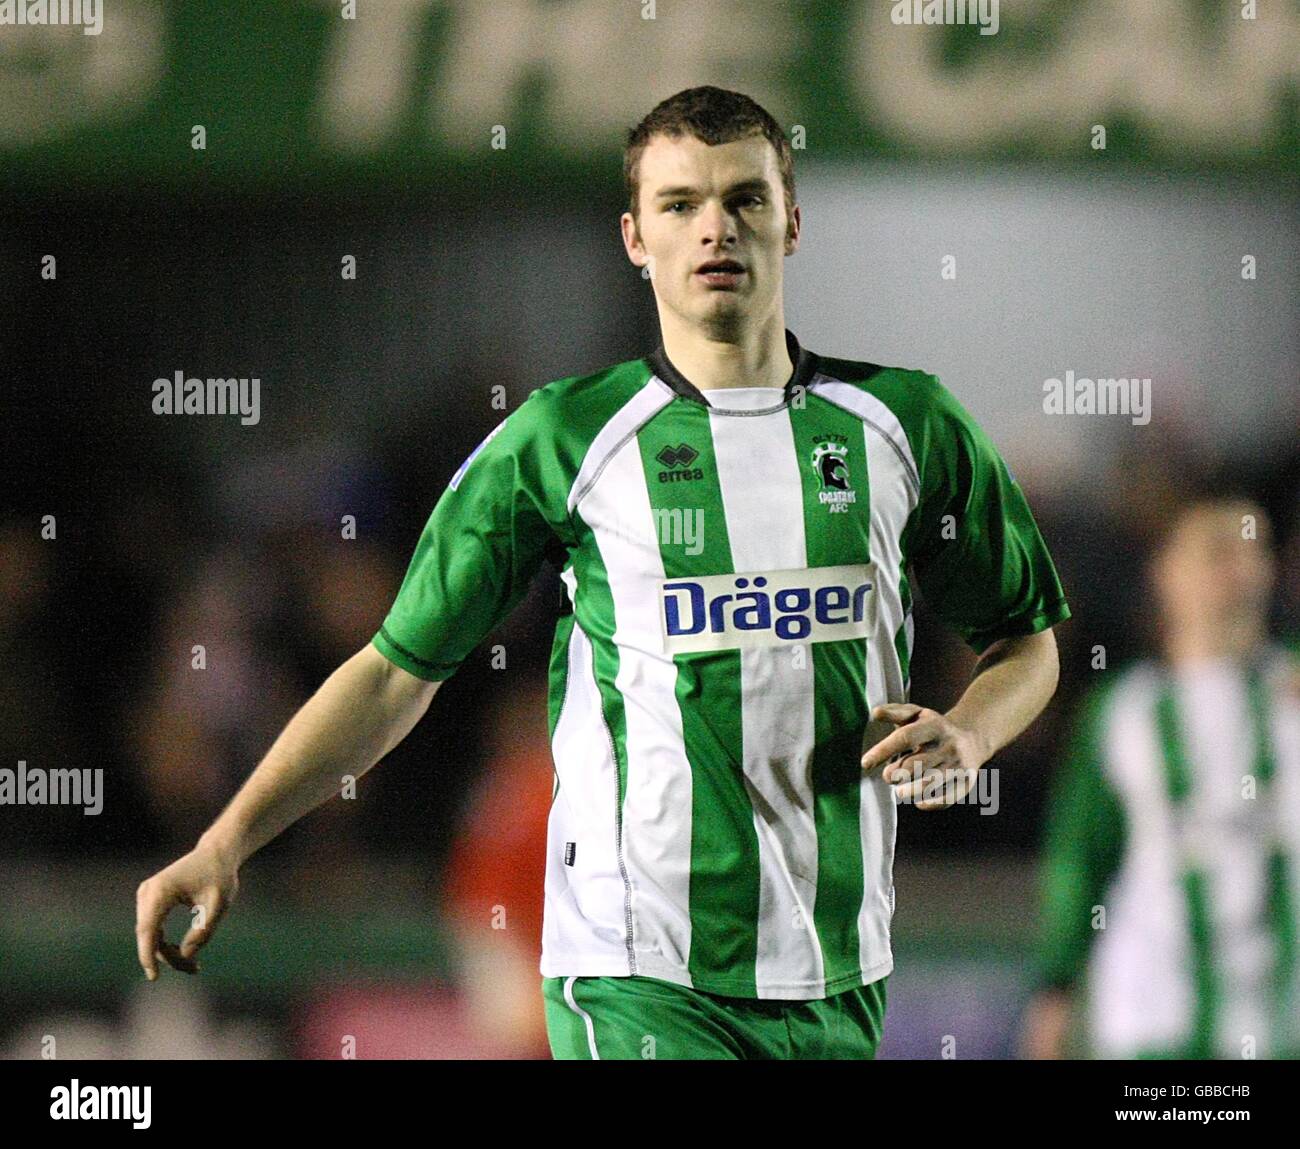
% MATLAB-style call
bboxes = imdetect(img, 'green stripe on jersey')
[1155,684,1219,1058]
[1246,667,1298,1037]
[796,395,873,985]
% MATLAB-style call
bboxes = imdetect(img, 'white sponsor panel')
[659,563,877,655]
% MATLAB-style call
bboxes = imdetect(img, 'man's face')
[621,132,798,337]
[1153,503,1276,633]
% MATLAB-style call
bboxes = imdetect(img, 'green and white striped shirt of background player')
[373,328,1071,1001]
[1036,643,1300,1058]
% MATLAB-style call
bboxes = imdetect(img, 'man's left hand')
[860,703,988,810]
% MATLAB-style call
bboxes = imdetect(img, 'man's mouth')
[696,260,746,288]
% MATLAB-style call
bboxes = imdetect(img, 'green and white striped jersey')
[1036,645,1300,1057]
[375,328,1070,1000]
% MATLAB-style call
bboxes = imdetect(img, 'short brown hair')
[623,86,796,231]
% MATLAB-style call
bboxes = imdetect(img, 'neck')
[1163,614,1266,667]
[657,310,793,391]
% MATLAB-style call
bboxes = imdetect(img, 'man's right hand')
[131,644,439,982]
[135,838,240,980]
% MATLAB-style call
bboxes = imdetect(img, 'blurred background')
[1,0,1297,1059]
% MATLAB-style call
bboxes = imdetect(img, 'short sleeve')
[372,395,568,682]
[906,375,1070,654]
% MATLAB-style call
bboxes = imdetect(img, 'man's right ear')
[620,212,643,264]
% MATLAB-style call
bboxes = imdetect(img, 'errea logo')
[656,443,704,483]
[660,563,877,654]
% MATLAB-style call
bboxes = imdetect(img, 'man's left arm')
[861,629,1060,806]
[859,374,1071,806]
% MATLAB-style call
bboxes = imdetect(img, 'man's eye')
[667,201,690,213]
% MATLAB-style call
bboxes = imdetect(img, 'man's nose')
[697,199,738,245]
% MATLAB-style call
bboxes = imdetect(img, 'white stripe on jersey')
[1090,666,1193,1055]
[573,423,697,985]
[1184,663,1272,1056]
[542,607,633,975]
[711,404,826,998]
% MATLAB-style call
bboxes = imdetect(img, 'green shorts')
[542,973,887,1060]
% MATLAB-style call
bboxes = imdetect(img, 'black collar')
[648,328,820,407]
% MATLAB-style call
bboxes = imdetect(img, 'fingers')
[136,871,230,979]
[135,879,167,982]
[888,759,972,808]
[910,768,966,809]
[872,703,921,724]
[157,939,200,975]
[861,714,934,772]
[884,753,942,801]
[864,704,979,809]
[178,885,226,961]
[882,751,936,787]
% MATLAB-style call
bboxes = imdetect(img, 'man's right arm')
[135,642,439,980]
[137,388,568,980]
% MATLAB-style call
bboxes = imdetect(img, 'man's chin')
[695,292,748,320]
[661,292,751,336]
[697,310,749,341]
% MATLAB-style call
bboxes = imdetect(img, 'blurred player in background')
[1021,496,1300,1059]
[135,86,1071,1060]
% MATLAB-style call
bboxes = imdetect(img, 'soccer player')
[135,86,1070,1060]
[1022,496,1300,1060]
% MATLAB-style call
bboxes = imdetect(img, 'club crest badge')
[810,436,856,513]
